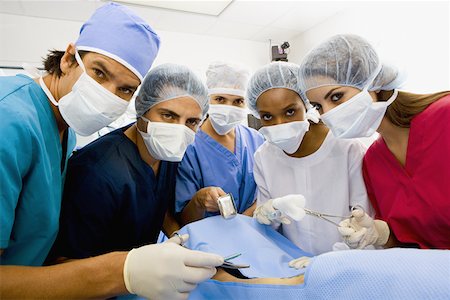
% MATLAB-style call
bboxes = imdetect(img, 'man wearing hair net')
[175,62,264,225]
[298,34,450,250]
[51,63,223,299]
[0,4,222,299]
[246,62,371,259]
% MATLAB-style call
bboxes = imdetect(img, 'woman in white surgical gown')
[249,62,373,256]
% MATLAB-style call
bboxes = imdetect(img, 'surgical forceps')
[302,208,350,226]
[169,234,250,269]
[268,205,364,227]
[221,253,250,269]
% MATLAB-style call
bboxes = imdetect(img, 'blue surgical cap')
[76,2,160,81]
[298,34,404,94]
[136,63,209,118]
[247,62,312,118]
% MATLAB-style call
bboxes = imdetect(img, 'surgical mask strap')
[305,103,320,123]
[39,77,59,107]
[38,50,84,108]
[74,50,87,72]
[384,89,398,106]
[138,116,152,133]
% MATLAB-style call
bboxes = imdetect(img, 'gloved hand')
[123,234,224,300]
[337,208,390,249]
[332,242,376,251]
[288,256,311,269]
[254,194,306,225]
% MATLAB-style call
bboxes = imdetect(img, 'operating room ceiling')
[0,0,352,42]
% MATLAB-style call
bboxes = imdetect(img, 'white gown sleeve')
[253,150,271,206]
[253,149,281,231]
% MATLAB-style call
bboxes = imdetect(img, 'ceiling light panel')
[116,0,233,16]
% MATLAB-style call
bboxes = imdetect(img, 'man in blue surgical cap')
[0,3,223,299]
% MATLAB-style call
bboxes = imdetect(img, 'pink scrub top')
[363,95,450,249]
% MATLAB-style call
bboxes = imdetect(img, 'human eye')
[311,102,321,109]
[186,118,200,127]
[92,68,105,79]
[311,102,322,110]
[215,96,225,103]
[234,99,244,106]
[161,113,174,120]
[261,114,272,121]
[330,92,344,102]
[119,87,135,95]
[286,108,296,117]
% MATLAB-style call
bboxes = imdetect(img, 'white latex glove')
[254,199,288,225]
[288,256,311,269]
[338,208,390,249]
[273,194,306,221]
[254,194,306,225]
[123,234,224,300]
[332,242,351,251]
[332,242,376,251]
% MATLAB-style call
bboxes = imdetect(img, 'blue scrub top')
[52,125,178,259]
[175,124,264,216]
[0,75,76,266]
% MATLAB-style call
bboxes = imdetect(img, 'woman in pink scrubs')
[298,34,450,250]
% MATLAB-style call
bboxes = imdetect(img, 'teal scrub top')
[0,75,76,266]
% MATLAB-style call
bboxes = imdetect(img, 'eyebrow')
[258,102,300,114]
[157,108,180,118]
[92,61,114,79]
[188,117,201,122]
[92,61,139,90]
[257,110,271,114]
[215,95,244,101]
[324,87,340,100]
[281,102,299,110]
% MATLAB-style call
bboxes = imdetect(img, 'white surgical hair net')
[206,61,251,98]
[298,34,405,95]
[246,62,312,118]
[136,63,209,118]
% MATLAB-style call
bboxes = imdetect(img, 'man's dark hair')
[42,50,87,77]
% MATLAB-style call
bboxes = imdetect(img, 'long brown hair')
[379,90,450,127]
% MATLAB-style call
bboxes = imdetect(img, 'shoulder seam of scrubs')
[0,80,35,104]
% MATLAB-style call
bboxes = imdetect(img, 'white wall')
[0,13,268,77]
[288,1,450,94]
[153,30,269,76]
[0,13,269,147]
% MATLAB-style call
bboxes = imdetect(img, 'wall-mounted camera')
[271,41,290,62]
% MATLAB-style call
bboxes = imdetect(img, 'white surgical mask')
[259,120,310,154]
[320,65,398,139]
[208,104,247,135]
[39,51,130,136]
[137,117,195,162]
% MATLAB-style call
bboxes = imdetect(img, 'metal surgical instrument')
[221,253,250,269]
[268,205,364,227]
